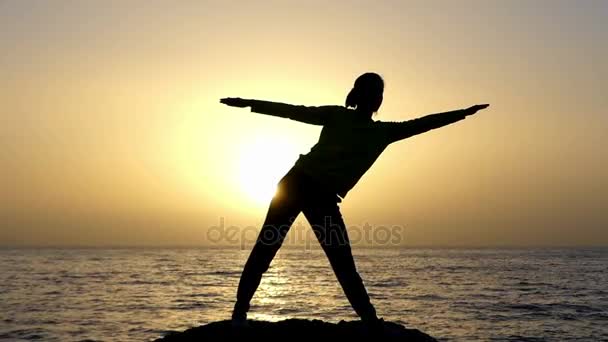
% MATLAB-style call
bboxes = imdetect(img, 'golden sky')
[1,0,607,246]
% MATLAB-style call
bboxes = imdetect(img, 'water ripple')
[1,247,606,341]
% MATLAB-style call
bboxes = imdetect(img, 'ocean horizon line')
[1,244,607,250]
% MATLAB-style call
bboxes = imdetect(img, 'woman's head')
[345,72,384,114]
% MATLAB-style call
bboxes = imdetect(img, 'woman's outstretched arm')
[382,104,489,143]
[220,97,334,125]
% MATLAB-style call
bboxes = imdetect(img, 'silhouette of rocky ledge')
[155,319,437,341]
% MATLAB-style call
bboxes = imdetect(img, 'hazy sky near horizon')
[1,0,607,246]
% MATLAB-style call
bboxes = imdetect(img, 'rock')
[155,319,437,341]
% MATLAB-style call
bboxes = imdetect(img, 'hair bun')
[345,87,359,108]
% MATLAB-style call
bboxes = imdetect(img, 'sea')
[1,247,607,341]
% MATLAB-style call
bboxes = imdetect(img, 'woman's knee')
[246,243,279,272]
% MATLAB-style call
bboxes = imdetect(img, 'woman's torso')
[290,108,392,198]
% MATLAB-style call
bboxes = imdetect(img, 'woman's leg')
[233,190,302,319]
[302,199,378,321]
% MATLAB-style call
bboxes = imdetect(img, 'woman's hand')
[464,104,490,116]
[220,97,251,108]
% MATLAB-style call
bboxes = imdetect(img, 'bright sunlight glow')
[238,137,300,205]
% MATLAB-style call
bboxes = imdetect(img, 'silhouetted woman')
[220,72,489,326]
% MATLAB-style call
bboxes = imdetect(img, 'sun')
[238,137,299,205]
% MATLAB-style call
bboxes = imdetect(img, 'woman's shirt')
[248,100,468,199]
